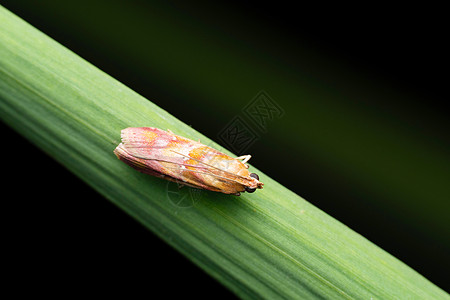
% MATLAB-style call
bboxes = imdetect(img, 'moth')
[114,127,264,195]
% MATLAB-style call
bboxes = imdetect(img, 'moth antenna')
[169,150,250,181]
[122,148,248,185]
[120,146,253,185]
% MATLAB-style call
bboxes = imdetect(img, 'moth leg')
[235,155,251,164]
[173,179,187,189]
[167,129,174,134]
[233,192,241,196]
[235,155,251,168]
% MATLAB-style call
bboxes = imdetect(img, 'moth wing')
[120,127,251,187]
[168,150,252,183]
[120,127,217,174]
[123,146,234,179]
[120,127,183,161]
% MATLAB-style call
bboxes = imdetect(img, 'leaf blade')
[0,6,448,299]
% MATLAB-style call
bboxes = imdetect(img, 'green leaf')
[0,6,447,299]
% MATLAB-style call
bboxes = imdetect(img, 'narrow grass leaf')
[0,6,447,299]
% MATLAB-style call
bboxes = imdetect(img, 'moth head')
[245,173,263,193]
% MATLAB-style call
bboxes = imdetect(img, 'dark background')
[2,0,449,296]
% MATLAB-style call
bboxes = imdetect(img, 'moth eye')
[245,186,256,193]
[250,173,259,180]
